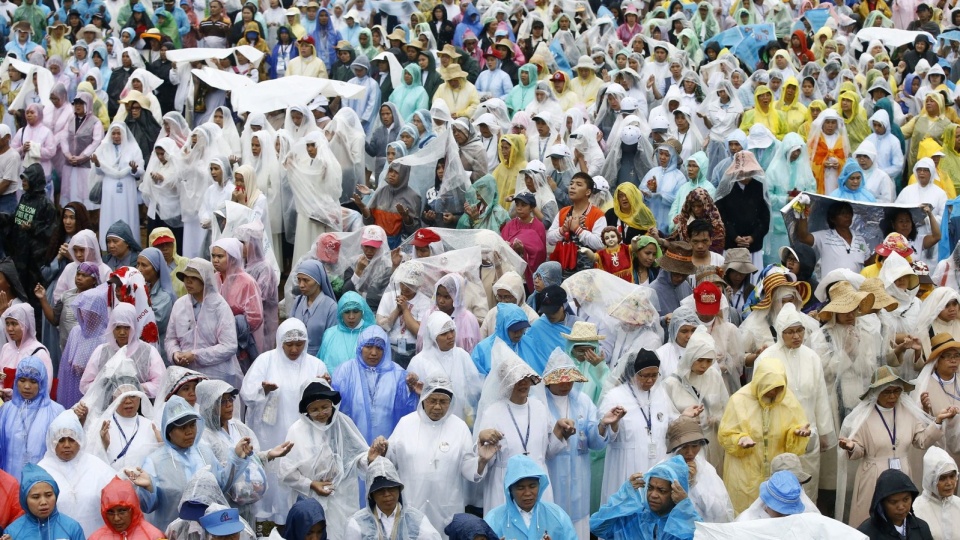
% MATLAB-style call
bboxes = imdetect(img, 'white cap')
[593,175,610,192]
[547,144,572,158]
[621,125,641,145]
[620,96,639,112]
[523,160,547,175]
[0,125,11,138]
[650,115,669,132]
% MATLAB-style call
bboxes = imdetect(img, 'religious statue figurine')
[595,226,633,281]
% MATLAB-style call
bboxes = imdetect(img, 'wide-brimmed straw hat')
[441,65,468,81]
[657,241,697,275]
[930,333,960,364]
[752,273,811,311]
[560,321,605,342]
[817,281,875,322]
[860,277,898,313]
[860,365,915,400]
[542,366,589,385]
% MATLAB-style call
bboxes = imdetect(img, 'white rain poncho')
[597,346,677,502]
[287,131,343,260]
[913,446,960,540]
[513,159,558,226]
[396,128,470,220]
[83,382,161,471]
[386,376,483,535]
[409,253,484,351]
[878,252,923,380]
[141,137,184,227]
[915,287,960,358]
[325,107,365,204]
[756,303,837,499]
[79,304,165,400]
[278,378,368,536]
[196,379,267,524]
[472,98,512,134]
[213,106,241,156]
[239,319,328,523]
[92,122,143,251]
[115,68,164,122]
[406,311,483,426]
[835,375,942,526]
[654,305,701,380]
[473,339,566,510]
[37,410,117,537]
[241,131,283,238]
[739,278,828,369]
[180,127,216,257]
[678,293,744,394]
[663,326,730,471]
[164,258,243,391]
[695,513,867,538]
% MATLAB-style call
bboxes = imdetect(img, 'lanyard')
[936,373,960,402]
[628,384,653,435]
[875,405,897,450]
[508,403,531,455]
[113,413,140,461]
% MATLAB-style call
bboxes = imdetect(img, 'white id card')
[648,442,657,459]
[889,457,902,470]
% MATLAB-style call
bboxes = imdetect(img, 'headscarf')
[830,161,876,202]
[139,247,175,296]
[612,183,656,231]
[671,187,725,252]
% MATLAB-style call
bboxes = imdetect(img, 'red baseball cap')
[694,282,722,317]
[411,228,441,247]
[152,235,175,246]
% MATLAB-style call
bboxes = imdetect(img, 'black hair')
[571,171,595,191]
[687,219,712,239]
[825,201,854,230]
[881,208,919,241]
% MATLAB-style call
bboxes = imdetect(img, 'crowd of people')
[5,0,960,538]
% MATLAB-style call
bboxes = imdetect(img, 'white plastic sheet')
[231,76,365,114]
[693,513,867,539]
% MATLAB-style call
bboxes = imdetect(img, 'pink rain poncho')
[415,273,481,354]
[56,285,109,408]
[164,257,242,389]
[235,222,279,350]
[0,304,53,394]
[211,238,264,358]
[78,303,165,399]
[53,229,112,303]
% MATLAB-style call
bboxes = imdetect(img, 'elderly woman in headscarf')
[903,93,954,171]
[211,238,264,366]
[78,303,165,399]
[354,162,421,249]
[290,259,337,357]
[102,219,142,269]
[0,356,65,480]
[12,103,57,197]
[165,258,243,390]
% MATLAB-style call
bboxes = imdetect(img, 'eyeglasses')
[941,351,960,361]
[221,395,236,403]
[782,327,805,337]
[495,293,516,303]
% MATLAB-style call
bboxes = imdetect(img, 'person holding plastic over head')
[240,319,328,525]
[37,410,116,536]
[122,395,256,531]
[383,376,493,535]
[718,357,812,515]
[0,356,64,480]
[756,303,836,503]
[196,379,294,526]
[472,340,574,510]
[278,378,381,537]
[165,258,243,391]
[481,455,576,540]
[836,365,956,527]
[406,312,482,425]
[541,349,622,538]
[663,326,729,473]
[913,446,960,539]
[2,463,85,540]
[88,476,165,540]
[590,454,701,540]
[343,456,441,540]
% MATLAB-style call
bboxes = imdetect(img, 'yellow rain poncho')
[902,92,953,170]
[776,77,808,134]
[76,81,110,129]
[718,357,809,514]
[739,85,786,139]
[907,138,958,198]
[833,88,871,149]
[612,183,657,232]
[940,124,960,194]
[797,99,826,140]
[492,134,527,209]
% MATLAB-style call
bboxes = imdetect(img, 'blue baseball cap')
[759,471,805,516]
[199,508,245,536]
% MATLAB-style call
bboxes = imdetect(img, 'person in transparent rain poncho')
[278,378,380,537]
[912,333,960,467]
[163,470,255,540]
[479,271,539,338]
[152,365,206,428]
[234,222,279,350]
[912,447,960,539]
[414,273,481,355]
[211,237,264,365]
[835,366,955,527]
[655,304,700,380]
[52,228,112,304]
[376,260,432,366]
[384,376,493,537]
[663,326,729,473]
[82,377,162,472]
[78,303,165,399]
[878,252,926,381]
[91,122,143,251]
[179,128,218,258]
[165,258,242,391]
[756,303,836,503]
[540,348,622,538]
[240,319,328,525]
[406,311,482,426]
[141,138,184,248]
[240,130,283,265]
[914,288,960,359]
[56,282,109,409]
[343,456,442,540]
[123,394,255,531]
[325,107,366,206]
[472,340,574,511]
[195,379,294,526]
[37,410,117,537]
[200,157,236,259]
[287,131,343,261]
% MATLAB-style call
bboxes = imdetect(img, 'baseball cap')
[152,234,175,246]
[693,282,722,317]
[621,125,641,146]
[360,226,386,248]
[199,508,245,536]
[507,319,531,332]
[547,144,572,159]
[369,475,404,493]
[411,228,441,247]
[620,96,639,113]
[650,115,669,133]
[538,285,567,315]
[509,191,537,207]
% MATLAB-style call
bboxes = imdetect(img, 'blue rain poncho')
[830,161,877,202]
[484,455,577,540]
[331,326,418,444]
[640,144,687,230]
[590,455,701,540]
[0,356,65,480]
[317,291,375,373]
[283,499,328,540]
[445,513,498,540]
[136,395,252,530]
[471,303,527,376]
[521,315,574,374]
[4,463,84,540]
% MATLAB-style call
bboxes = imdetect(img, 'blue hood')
[503,454,549,506]
[13,356,52,408]
[336,291,375,331]
[647,455,690,493]
[444,513,498,540]
[283,499,327,540]
[19,463,59,511]
[494,303,528,345]
[354,326,395,371]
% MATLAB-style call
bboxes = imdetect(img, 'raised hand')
[670,479,687,503]
[794,423,811,437]
[738,436,756,448]
[267,441,294,460]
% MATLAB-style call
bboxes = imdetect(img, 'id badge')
[116,182,123,194]
[889,457,902,470]
[648,442,657,459]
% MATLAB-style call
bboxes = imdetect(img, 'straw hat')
[860,277,898,313]
[859,365,915,400]
[695,266,724,286]
[817,281,875,321]
[438,44,461,58]
[12,21,32,33]
[663,138,683,158]
[752,273,811,311]
[335,39,353,50]
[404,40,423,50]
[543,366,589,385]
[441,65,468,81]
[658,241,697,275]
[667,416,708,453]
[560,321,606,342]
[929,333,960,364]
[723,248,758,275]
[495,37,514,50]
[386,28,407,42]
